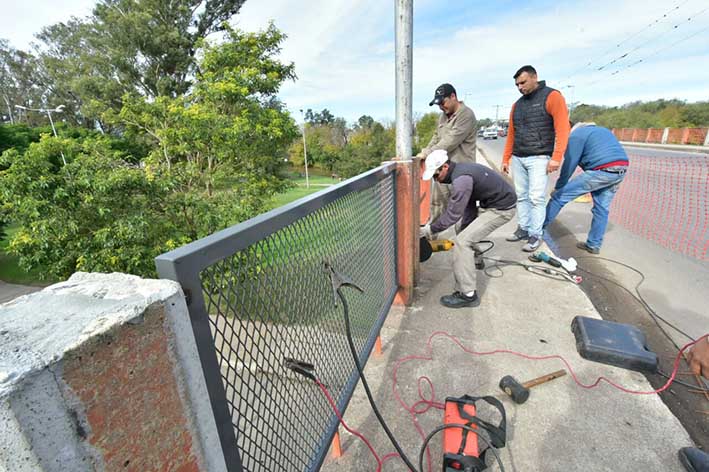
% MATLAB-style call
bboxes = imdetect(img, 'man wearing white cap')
[420,150,517,308]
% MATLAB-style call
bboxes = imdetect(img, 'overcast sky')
[3,0,708,124]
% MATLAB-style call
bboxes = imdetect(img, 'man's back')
[571,126,628,170]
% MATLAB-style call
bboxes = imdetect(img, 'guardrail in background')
[612,127,709,146]
[155,163,398,471]
[610,152,708,261]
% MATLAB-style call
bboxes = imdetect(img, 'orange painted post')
[331,429,342,458]
[375,335,383,356]
[391,158,419,305]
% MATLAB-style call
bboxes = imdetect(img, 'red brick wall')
[684,128,708,145]
[666,128,684,144]
[63,304,202,472]
[646,128,663,143]
[611,127,708,145]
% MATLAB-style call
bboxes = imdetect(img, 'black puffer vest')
[512,81,556,157]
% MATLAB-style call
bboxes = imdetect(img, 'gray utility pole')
[298,109,310,189]
[395,0,413,160]
[494,105,502,122]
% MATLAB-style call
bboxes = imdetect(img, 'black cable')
[656,370,709,392]
[482,257,577,283]
[337,288,418,472]
[475,240,495,255]
[418,423,505,472]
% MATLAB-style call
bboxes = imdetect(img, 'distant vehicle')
[477,129,485,137]
[483,128,498,140]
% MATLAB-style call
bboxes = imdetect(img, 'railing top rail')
[155,162,396,272]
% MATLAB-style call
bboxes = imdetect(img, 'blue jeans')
[544,169,626,249]
[511,155,550,238]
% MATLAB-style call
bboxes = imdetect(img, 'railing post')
[390,158,420,305]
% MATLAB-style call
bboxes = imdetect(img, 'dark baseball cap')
[429,83,456,106]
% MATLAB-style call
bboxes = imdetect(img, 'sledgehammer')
[499,369,567,404]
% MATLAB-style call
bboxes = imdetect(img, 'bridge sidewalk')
[320,230,694,471]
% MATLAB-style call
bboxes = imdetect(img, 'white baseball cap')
[422,149,449,180]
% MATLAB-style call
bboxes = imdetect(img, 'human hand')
[420,224,433,240]
[501,163,510,175]
[547,160,561,174]
[686,335,709,378]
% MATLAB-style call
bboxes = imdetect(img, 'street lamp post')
[15,104,67,166]
[299,109,310,189]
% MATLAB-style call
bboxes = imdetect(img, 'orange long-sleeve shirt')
[502,90,570,166]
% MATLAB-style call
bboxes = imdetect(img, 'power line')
[594,4,709,72]
[581,23,709,87]
[562,0,691,81]
[609,23,709,76]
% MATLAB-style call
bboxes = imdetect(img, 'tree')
[1,22,299,279]
[414,112,438,154]
[35,0,247,124]
[0,41,47,125]
[355,115,375,130]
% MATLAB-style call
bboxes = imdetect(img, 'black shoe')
[506,226,528,242]
[576,241,600,254]
[440,291,480,308]
[679,447,709,472]
[475,259,485,270]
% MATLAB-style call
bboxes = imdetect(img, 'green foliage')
[32,0,246,126]
[0,134,277,278]
[571,100,709,128]
[1,21,298,280]
[414,112,439,154]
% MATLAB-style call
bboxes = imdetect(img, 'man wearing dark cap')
[419,83,477,223]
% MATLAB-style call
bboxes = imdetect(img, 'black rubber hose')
[337,288,418,472]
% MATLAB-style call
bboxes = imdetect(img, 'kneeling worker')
[420,150,517,308]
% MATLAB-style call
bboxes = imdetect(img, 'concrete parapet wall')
[613,127,708,146]
[0,273,226,472]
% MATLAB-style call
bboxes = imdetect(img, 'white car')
[482,128,498,140]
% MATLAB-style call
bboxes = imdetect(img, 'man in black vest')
[501,65,570,252]
[420,150,516,308]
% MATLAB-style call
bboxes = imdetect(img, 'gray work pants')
[452,207,516,294]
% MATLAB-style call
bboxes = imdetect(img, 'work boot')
[576,241,600,254]
[506,226,528,242]
[678,447,709,472]
[522,235,541,252]
[440,291,480,309]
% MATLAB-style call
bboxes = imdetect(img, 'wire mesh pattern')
[609,152,708,261]
[198,174,397,471]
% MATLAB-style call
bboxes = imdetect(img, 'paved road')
[0,281,40,304]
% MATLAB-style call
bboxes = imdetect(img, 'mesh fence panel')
[197,174,397,471]
[610,152,708,261]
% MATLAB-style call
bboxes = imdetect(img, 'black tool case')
[571,316,658,373]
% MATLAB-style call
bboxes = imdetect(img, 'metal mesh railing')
[156,163,398,471]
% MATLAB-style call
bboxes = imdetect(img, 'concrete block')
[0,272,226,472]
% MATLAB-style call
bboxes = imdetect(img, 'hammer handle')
[522,369,567,389]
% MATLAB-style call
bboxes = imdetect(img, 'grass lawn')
[0,224,47,285]
[267,174,337,209]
